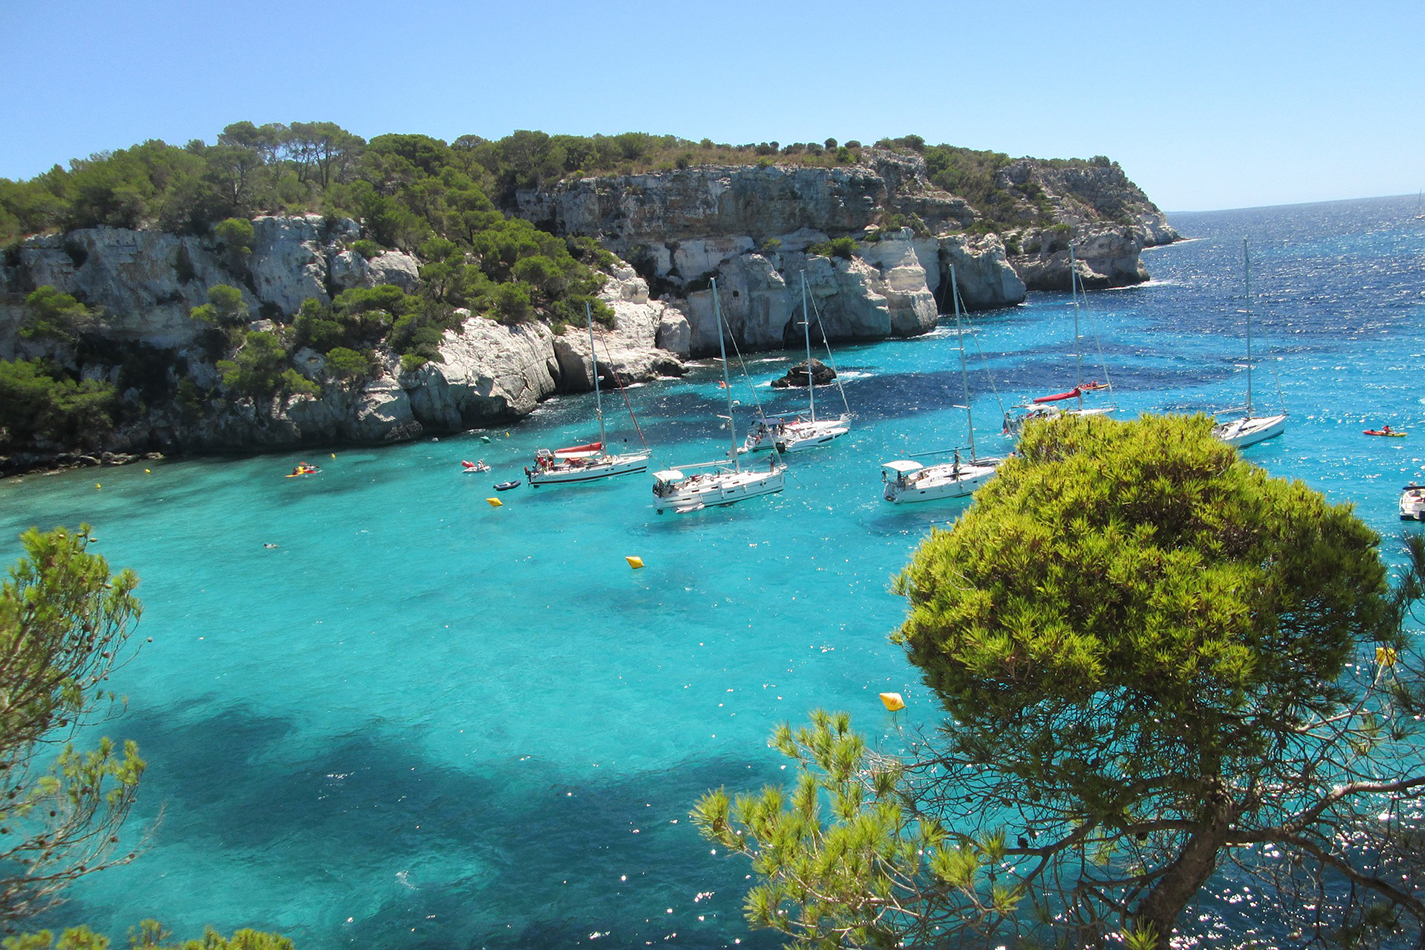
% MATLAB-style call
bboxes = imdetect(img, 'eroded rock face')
[1010,225,1150,291]
[406,319,560,430]
[2,229,242,350]
[512,152,1024,353]
[0,151,1175,466]
[248,215,332,314]
[994,158,1178,289]
[552,265,688,386]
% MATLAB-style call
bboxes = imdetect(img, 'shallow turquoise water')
[3,195,1424,948]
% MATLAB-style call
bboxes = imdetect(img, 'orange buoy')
[879,692,906,711]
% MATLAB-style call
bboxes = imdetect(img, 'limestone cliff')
[994,158,1178,290]
[513,148,1173,354]
[0,147,1176,471]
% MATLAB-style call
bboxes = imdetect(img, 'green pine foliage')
[805,237,858,261]
[2,921,294,950]
[0,359,115,451]
[19,288,100,346]
[215,331,290,399]
[700,413,1425,949]
[0,527,145,920]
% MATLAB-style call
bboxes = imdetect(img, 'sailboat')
[881,265,1003,503]
[774,273,852,452]
[1211,238,1287,449]
[651,280,787,513]
[527,303,651,485]
[1007,243,1114,433]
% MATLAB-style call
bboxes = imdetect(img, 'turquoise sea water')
[3,194,1424,949]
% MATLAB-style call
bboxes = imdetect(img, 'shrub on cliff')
[188,284,249,329]
[21,287,100,347]
[491,282,534,324]
[0,360,115,451]
[806,237,858,261]
[213,217,254,271]
[216,331,289,399]
[290,299,347,354]
[324,346,377,385]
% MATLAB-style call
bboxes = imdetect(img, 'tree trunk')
[1134,794,1238,949]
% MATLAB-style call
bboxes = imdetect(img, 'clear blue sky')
[2,0,1421,213]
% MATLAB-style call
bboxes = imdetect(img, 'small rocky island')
[772,359,837,389]
[0,128,1176,475]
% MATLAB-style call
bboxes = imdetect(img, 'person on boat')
[1383,425,1393,434]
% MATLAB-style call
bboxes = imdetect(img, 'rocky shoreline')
[1,150,1177,476]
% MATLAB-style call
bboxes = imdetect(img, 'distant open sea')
[3,194,1424,949]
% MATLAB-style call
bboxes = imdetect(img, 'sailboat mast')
[953,265,976,460]
[1243,238,1254,418]
[586,302,606,447]
[1070,243,1084,411]
[800,272,815,423]
[712,280,738,463]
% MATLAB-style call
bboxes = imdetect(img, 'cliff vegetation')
[0,123,1173,473]
[0,125,1151,248]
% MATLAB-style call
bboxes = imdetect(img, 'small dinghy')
[494,480,521,491]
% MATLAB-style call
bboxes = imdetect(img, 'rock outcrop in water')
[0,148,1175,472]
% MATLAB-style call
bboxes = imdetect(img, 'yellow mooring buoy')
[879,692,906,712]
[626,556,644,570]
[486,497,503,508]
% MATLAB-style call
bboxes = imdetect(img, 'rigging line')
[723,317,784,466]
[955,282,1010,423]
[805,282,852,417]
[593,329,650,451]
[1076,269,1119,410]
[1252,284,1288,416]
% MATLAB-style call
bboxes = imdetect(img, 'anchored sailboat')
[1007,243,1114,433]
[652,280,787,514]
[1211,238,1287,449]
[527,304,651,485]
[881,265,1003,503]
[775,273,852,452]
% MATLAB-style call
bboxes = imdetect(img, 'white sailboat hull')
[652,466,786,513]
[882,458,1000,504]
[1212,414,1287,449]
[776,417,851,452]
[1401,486,1425,521]
[527,452,650,485]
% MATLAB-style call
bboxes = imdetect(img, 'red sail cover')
[1033,387,1081,404]
[553,442,603,458]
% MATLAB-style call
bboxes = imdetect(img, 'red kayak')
[1364,428,1406,437]
[1033,387,1082,404]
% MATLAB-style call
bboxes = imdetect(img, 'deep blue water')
[2,194,1423,948]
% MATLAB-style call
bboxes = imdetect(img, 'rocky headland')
[0,147,1176,474]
